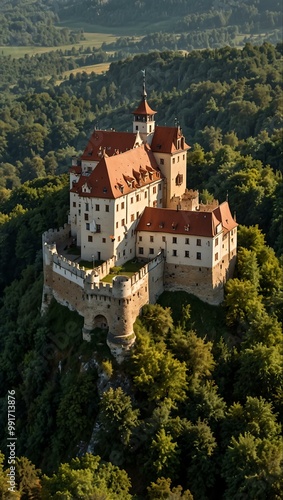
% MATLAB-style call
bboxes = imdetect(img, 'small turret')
[132,69,156,145]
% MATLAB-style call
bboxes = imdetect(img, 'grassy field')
[102,260,144,283]
[59,62,111,80]
[0,32,118,58]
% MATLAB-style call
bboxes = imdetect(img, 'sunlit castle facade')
[69,74,191,266]
[42,73,237,357]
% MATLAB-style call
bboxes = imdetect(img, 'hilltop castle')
[42,76,237,358]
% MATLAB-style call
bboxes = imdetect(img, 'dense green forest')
[0,0,83,46]
[0,41,282,498]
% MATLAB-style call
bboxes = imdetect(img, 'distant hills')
[58,0,282,32]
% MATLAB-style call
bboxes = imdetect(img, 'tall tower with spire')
[132,70,156,145]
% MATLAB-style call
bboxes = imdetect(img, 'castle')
[42,75,237,358]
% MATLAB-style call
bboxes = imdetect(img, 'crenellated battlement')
[42,232,165,358]
[43,223,71,245]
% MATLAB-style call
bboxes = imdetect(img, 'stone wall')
[42,242,165,357]
[165,262,223,305]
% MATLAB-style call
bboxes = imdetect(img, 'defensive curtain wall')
[41,224,165,358]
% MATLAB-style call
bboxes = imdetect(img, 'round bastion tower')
[107,275,136,359]
[82,273,137,360]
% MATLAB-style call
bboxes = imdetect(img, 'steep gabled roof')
[151,126,191,154]
[71,144,163,199]
[213,201,238,235]
[137,203,237,237]
[81,130,141,162]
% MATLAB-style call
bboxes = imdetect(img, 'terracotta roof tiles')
[137,203,237,237]
[81,130,141,162]
[151,126,191,154]
[71,144,163,199]
[132,99,157,116]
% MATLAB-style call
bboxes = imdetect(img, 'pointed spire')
[141,69,147,101]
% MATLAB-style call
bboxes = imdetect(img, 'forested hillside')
[59,0,282,33]
[1,0,281,49]
[0,0,83,46]
[0,43,282,498]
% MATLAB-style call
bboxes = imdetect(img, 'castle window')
[136,126,138,130]
[121,219,125,226]
[144,191,147,199]
[95,204,100,211]
[173,249,177,256]
[138,247,144,255]
[185,251,190,258]
[131,197,133,204]
[88,235,92,242]
[172,237,177,244]
[183,154,185,160]
[150,236,154,242]
[162,236,166,242]
[197,239,201,246]
[103,238,106,243]
[215,252,219,261]
[105,205,109,212]
[84,213,89,221]
[139,236,142,242]
[78,209,81,216]
[85,203,89,211]
[177,156,180,162]
[197,252,201,260]
[131,214,135,222]
[73,202,76,207]
[121,202,125,209]
[215,237,219,246]
[173,158,175,164]
[116,204,119,211]
[86,223,90,230]
[160,159,164,165]
[116,222,118,229]
[175,174,183,186]
[136,195,140,202]
[185,238,190,244]
[149,248,154,254]
[153,186,157,194]
[96,224,101,233]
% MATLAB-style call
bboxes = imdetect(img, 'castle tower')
[132,70,157,145]
[151,124,191,207]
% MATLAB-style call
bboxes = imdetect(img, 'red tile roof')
[213,202,238,235]
[137,202,237,237]
[133,99,157,116]
[81,130,140,162]
[151,126,191,154]
[71,144,162,199]
[70,165,82,174]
